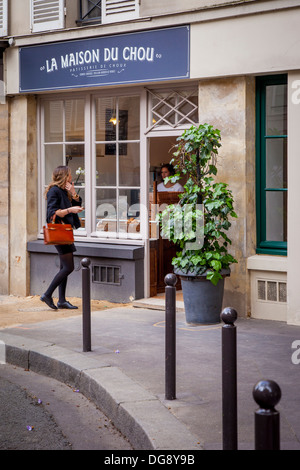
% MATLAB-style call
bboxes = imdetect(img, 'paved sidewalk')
[1,304,300,450]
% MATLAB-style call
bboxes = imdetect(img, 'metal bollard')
[81,257,91,352]
[165,273,177,400]
[253,379,281,450]
[221,307,238,450]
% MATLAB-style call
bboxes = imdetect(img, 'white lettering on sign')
[61,49,100,69]
[46,57,58,72]
[43,46,156,74]
[123,46,154,62]
[104,47,119,61]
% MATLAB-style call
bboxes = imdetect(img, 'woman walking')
[40,166,83,310]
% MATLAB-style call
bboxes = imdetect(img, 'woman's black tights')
[44,253,74,303]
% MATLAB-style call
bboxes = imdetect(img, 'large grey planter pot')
[174,268,230,325]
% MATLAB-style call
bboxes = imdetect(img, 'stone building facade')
[1,0,300,324]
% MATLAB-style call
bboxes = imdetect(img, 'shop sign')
[19,26,190,92]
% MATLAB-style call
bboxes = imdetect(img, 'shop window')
[95,95,141,238]
[0,0,7,37]
[31,0,64,33]
[256,75,287,255]
[41,93,141,240]
[146,88,198,132]
[78,0,139,25]
[42,98,86,229]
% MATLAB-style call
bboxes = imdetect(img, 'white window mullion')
[115,100,120,234]
[140,89,149,296]
[91,96,99,237]
[31,0,65,33]
[85,94,92,237]
[0,0,8,37]
[39,102,46,231]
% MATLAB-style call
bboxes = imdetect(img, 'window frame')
[78,0,139,25]
[145,87,199,133]
[38,89,144,243]
[91,92,142,240]
[78,0,102,24]
[38,84,198,245]
[255,74,288,256]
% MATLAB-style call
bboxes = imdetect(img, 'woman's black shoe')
[40,294,58,310]
[57,301,78,309]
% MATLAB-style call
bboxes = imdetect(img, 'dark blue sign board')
[19,26,190,92]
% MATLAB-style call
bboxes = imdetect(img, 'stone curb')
[0,332,202,450]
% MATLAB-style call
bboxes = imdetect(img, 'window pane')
[266,138,287,188]
[44,101,63,142]
[96,143,116,186]
[119,188,140,234]
[81,0,101,19]
[77,190,85,230]
[266,84,287,136]
[267,281,277,301]
[119,143,140,186]
[65,99,85,142]
[153,94,176,125]
[266,191,287,242]
[278,282,287,302]
[177,94,198,124]
[66,144,85,187]
[119,96,140,140]
[96,97,117,141]
[45,144,63,183]
[149,88,198,129]
[96,188,117,232]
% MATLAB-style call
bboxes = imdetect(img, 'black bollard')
[81,257,91,352]
[165,273,177,400]
[221,307,238,450]
[253,380,281,450]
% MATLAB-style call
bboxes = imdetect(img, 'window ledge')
[76,18,102,27]
[247,254,287,273]
[28,240,144,260]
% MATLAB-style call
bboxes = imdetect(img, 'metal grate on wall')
[92,265,121,285]
[257,280,287,303]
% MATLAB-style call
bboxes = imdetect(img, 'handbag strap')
[51,207,73,224]
[51,213,64,224]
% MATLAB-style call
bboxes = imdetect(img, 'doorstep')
[133,291,185,312]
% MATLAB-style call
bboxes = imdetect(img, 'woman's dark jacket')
[46,186,82,229]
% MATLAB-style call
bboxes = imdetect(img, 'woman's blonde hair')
[45,166,71,199]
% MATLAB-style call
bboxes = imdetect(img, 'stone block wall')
[0,102,9,294]
[9,95,38,296]
[198,76,256,316]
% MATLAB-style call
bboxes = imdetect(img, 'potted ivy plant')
[158,124,238,324]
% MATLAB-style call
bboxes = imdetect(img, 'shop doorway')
[148,136,184,297]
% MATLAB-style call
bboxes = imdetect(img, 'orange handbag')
[43,214,74,245]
